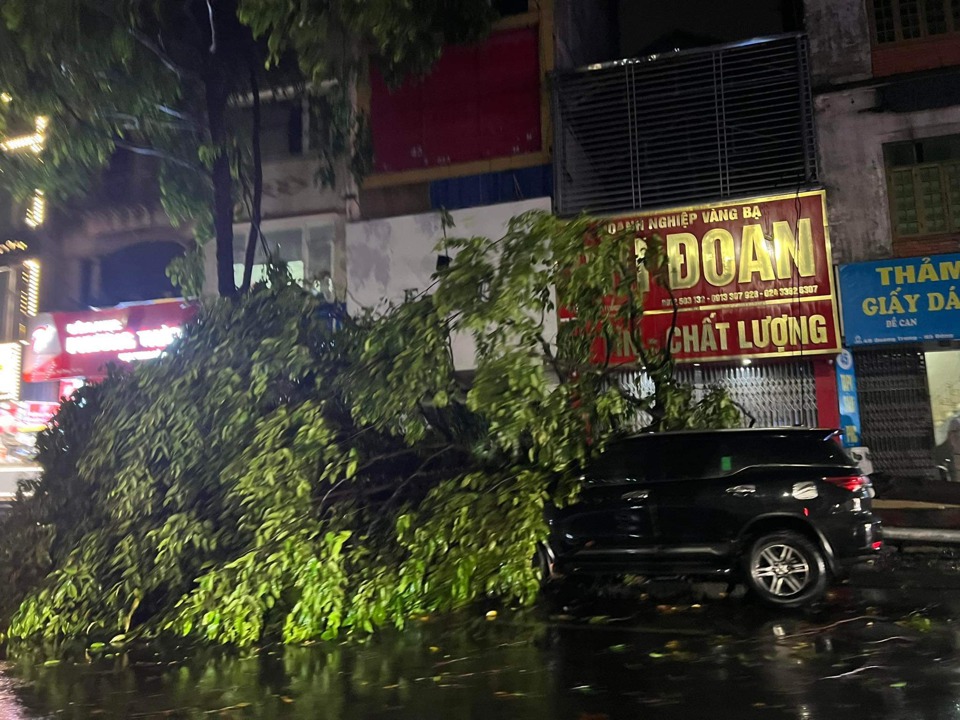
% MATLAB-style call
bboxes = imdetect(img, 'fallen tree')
[0,211,739,646]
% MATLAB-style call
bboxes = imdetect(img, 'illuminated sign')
[58,378,84,401]
[58,318,183,357]
[0,343,21,400]
[0,240,28,256]
[0,116,48,155]
[23,300,198,382]
[0,113,49,228]
[570,191,840,363]
[838,252,960,345]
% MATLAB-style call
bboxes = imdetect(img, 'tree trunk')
[205,73,236,298]
[240,64,263,294]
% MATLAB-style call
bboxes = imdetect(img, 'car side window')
[586,439,652,484]
[655,436,721,480]
[718,436,854,472]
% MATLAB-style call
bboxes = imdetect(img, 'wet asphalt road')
[2,559,960,719]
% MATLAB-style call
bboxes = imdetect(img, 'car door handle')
[725,484,756,496]
[621,489,650,501]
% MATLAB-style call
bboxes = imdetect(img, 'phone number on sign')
[762,285,820,299]
[658,285,821,308]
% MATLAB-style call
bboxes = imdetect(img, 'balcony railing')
[552,33,818,216]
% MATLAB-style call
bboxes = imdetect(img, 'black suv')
[546,428,882,607]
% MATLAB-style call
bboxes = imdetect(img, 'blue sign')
[835,349,862,448]
[838,253,960,345]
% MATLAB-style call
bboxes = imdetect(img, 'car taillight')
[825,475,868,492]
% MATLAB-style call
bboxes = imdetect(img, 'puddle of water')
[1,591,959,719]
[0,587,960,720]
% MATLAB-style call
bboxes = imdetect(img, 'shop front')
[0,299,197,499]
[22,298,198,392]
[598,190,842,428]
[0,341,58,498]
[839,253,960,481]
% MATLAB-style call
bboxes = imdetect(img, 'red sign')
[58,378,85,401]
[3,401,60,431]
[23,300,198,382]
[370,27,541,173]
[585,191,840,363]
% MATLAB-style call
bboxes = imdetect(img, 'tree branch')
[240,61,264,294]
[206,0,217,54]
[114,139,203,173]
[47,86,203,176]
[129,27,203,82]
[75,0,202,82]
[536,305,566,383]
[380,446,463,509]
[155,104,201,124]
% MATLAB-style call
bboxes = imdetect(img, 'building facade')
[808,0,960,480]
[201,95,350,301]
[344,0,853,427]
[0,109,56,490]
[342,0,574,372]
[549,10,839,430]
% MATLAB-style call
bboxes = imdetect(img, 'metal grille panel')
[610,360,816,431]
[854,348,937,480]
[552,34,818,216]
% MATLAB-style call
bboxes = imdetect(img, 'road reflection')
[2,584,960,719]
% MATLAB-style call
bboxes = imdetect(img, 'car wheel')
[744,530,827,608]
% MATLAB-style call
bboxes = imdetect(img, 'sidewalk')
[873,498,960,544]
[848,499,960,589]
[871,474,960,536]
[836,490,960,588]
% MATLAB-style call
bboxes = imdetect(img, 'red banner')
[582,191,841,363]
[369,27,541,173]
[23,300,198,382]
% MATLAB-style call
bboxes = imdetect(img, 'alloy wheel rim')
[751,543,810,597]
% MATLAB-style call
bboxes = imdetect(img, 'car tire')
[743,530,828,608]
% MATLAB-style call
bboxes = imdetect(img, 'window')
[587,438,653,483]
[717,435,856,473]
[229,99,305,159]
[885,135,960,238]
[870,0,960,43]
[494,0,528,15]
[233,220,335,294]
[259,100,304,158]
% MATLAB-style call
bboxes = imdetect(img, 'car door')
[649,434,762,567]
[554,438,658,563]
